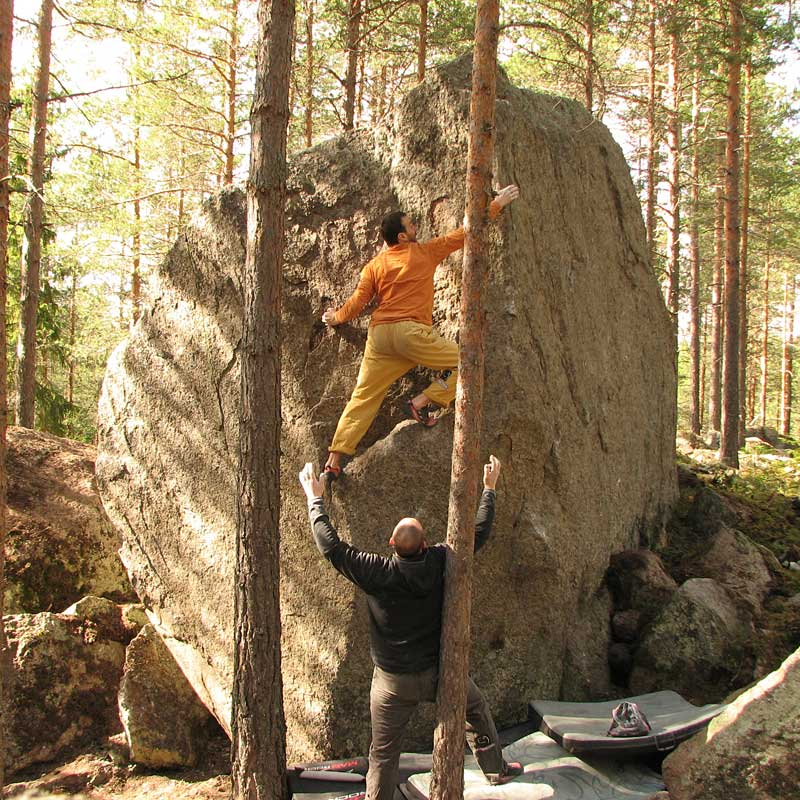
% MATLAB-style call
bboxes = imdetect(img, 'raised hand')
[483,455,502,490]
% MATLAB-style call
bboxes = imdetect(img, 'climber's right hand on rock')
[494,185,519,208]
[299,462,324,501]
[322,308,338,326]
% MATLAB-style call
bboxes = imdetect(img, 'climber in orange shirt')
[322,184,520,479]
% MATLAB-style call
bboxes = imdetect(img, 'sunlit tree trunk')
[738,59,751,442]
[0,0,14,785]
[720,0,742,467]
[759,212,771,429]
[688,49,701,438]
[709,139,725,432]
[418,0,428,82]
[781,273,794,436]
[665,13,681,327]
[224,0,239,185]
[343,0,361,129]
[68,260,77,407]
[15,0,54,428]
[305,0,314,146]
[231,0,294,794]
[430,5,499,798]
[645,0,658,269]
[584,0,594,113]
[700,305,709,430]
[132,125,142,324]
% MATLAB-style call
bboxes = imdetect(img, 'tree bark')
[430,8,499,800]
[132,123,142,324]
[305,0,314,147]
[231,0,293,795]
[781,274,795,437]
[719,0,742,467]
[584,0,594,113]
[688,44,701,438]
[418,0,428,83]
[709,139,725,433]
[343,0,361,129]
[224,0,239,185]
[665,14,681,326]
[15,0,53,428]
[738,59,751,442]
[0,0,14,786]
[645,0,658,270]
[68,260,76,407]
[759,214,771,429]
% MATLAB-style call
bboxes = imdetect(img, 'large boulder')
[3,597,136,775]
[119,624,216,768]
[629,579,750,702]
[96,56,677,759]
[662,646,800,800]
[5,426,133,613]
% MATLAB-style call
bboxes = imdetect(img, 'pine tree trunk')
[15,0,53,428]
[224,0,239,185]
[688,46,701,437]
[430,9,499,799]
[645,0,658,268]
[738,59,751,442]
[305,0,314,147]
[231,0,294,795]
[68,262,76,407]
[343,0,361,129]
[665,19,681,324]
[0,0,14,786]
[132,125,141,324]
[719,0,742,467]
[759,216,771,430]
[584,0,594,113]
[709,139,725,432]
[418,0,428,82]
[781,274,795,437]
[700,305,709,430]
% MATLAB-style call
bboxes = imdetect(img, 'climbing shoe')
[487,762,524,785]
[406,399,438,428]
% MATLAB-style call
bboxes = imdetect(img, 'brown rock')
[118,624,215,768]
[690,526,772,619]
[629,578,750,703]
[3,602,128,776]
[5,426,134,614]
[96,56,677,758]
[611,609,641,642]
[662,646,800,800]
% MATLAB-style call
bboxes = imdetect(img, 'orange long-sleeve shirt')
[333,200,503,327]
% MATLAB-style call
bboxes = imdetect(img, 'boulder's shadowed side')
[96,56,676,760]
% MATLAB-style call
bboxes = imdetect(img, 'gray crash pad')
[403,732,665,800]
[529,690,725,755]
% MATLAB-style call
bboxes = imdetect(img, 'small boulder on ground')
[3,598,133,776]
[629,578,750,703]
[662,645,800,800]
[118,624,217,768]
[688,526,772,619]
[4,426,134,614]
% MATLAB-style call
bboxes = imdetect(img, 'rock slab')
[5,426,133,613]
[119,624,215,768]
[662,645,800,800]
[96,56,677,759]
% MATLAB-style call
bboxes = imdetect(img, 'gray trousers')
[366,665,506,800]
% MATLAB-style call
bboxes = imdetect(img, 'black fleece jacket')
[308,489,496,674]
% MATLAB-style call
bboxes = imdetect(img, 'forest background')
[5,0,799,447]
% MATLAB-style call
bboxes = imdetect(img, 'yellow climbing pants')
[330,320,459,456]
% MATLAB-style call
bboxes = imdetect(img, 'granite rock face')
[662,646,800,800]
[4,426,133,614]
[118,624,215,768]
[3,598,137,775]
[96,56,677,759]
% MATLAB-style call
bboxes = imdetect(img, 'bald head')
[390,517,425,557]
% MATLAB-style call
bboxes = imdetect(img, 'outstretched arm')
[298,463,389,591]
[421,185,520,264]
[474,455,502,553]
[322,258,378,327]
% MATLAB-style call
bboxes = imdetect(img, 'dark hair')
[381,211,407,246]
